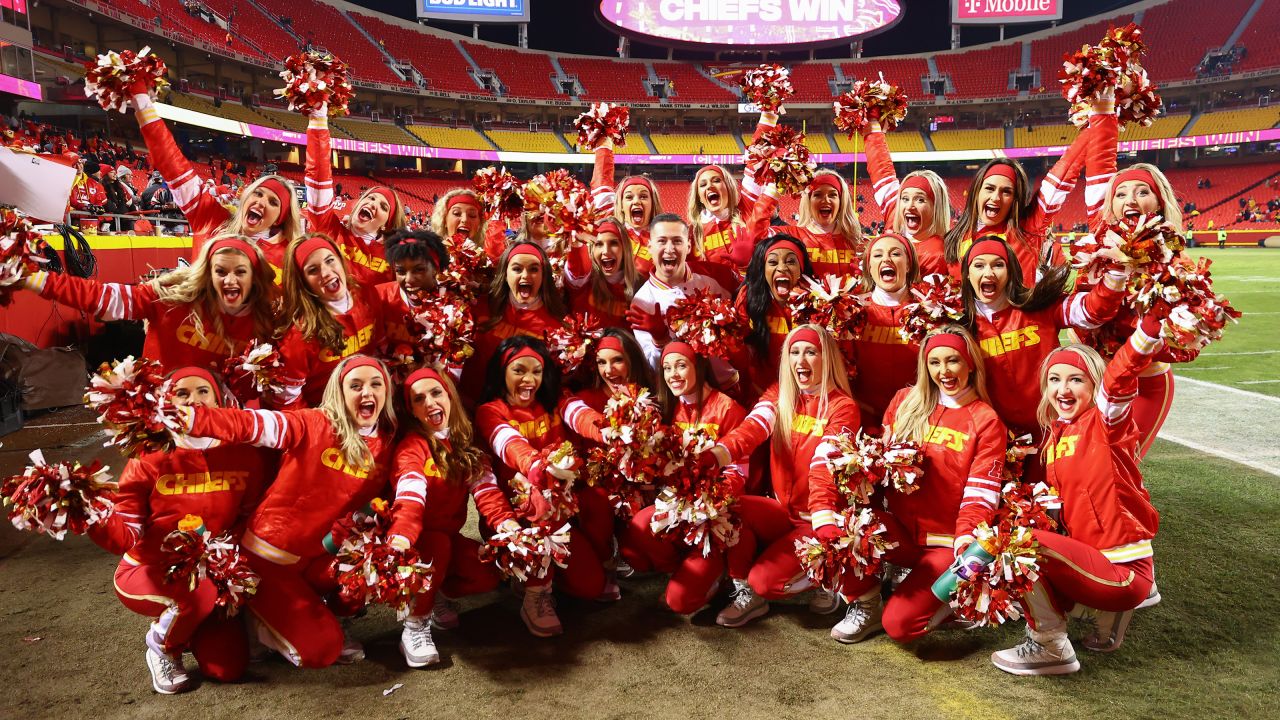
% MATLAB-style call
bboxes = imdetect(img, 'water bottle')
[931,536,997,603]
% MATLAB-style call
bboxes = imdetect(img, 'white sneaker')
[809,588,841,615]
[991,629,1081,676]
[1136,582,1161,609]
[336,632,365,664]
[1081,608,1135,653]
[144,647,192,695]
[520,585,563,638]
[715,579,769,628]
[400,617,441,668]
[431,594,460,631]
[597,569,622,602]
[830,591,883,643]
[616,557,636,579]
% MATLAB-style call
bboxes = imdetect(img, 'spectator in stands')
[1218,227,1227,248]
[70,157,107,225]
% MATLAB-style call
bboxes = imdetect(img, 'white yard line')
[1198,349,1280,356]
[1164,376,1280,477]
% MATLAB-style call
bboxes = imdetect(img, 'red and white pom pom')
[479,523,572,582]
[510,441,581,525]
[1071,214,1184,288]
[880,438,925,494]
[898,273,966,345]
[543,313,604,377]
[822,429,924,503]
[2,450,116,541]
[221,339,285,398]
[743,126,816,197]
[409,293,476,370]
[84,356,184,457]
[833,74,909,136]
[650,428,743,557]
[161,521,207,591]
[1000,432,1037,483]
[0,208,51,307]
[202,534,260,615]
[995,480,1061,533]
[586,387,676,517]
[523,169,596,242]
[84,46,169,114]
[664,289,746,360]
[1115,65,1162,129]
[334,535,434,620]
[789,275,867,342]
[438,231,496,305]
[1061,23,1161,131]
[275,51,354,117]
[1131,256,1241,362]
[574,103,630,151]
[795,507,898,593]
[950,523,1041,627]
[740,63,794,114]
[473,166,526,224]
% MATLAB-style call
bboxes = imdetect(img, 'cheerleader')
[685,111,776,269]
[89,367,273,693]
[304,104,405,286]
[475,337,609,637]
[373,230,451,372]
[174,355,396,669]
[706,325,861,627]
[563,217,643,327]
[8,235,274,375]
[620,341,752,614]
[590,137,661,275]
[852,232,921,426]
[862,121,950,276]
[387,367,520,667]
[430,188,510,263]
[127,81,303,265]
[991,314,1163,676]
[809,327,1006,643]
[274,234,387,408]
[735,234,814,398]
[740,171,863,279]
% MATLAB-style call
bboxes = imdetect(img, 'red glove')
[127,78,151,98]
[517,462,555,522]
[1140,299,1172,338]
[626,304,670,344]
[814,524,844,542]
[328,514,359,547]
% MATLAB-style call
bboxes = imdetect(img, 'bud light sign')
[598,0,903,49]
[951,0,1062,25]
[418,0,529,23]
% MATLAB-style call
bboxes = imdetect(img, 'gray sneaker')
[400,618,441,667]
[830,594,883,643]
[336,632,365,664]
[715,580,769,628]
[144,647,192,695]
[809,588,841,615]
[1081,608,1135,653]
[991,631,1080,676]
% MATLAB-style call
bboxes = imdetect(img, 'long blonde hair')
[219,174,303,241]
[613,176,663,229]
[891,170,951,240]
[1036,343,1106,439]
[278,233,359,352]
[586,218,641,310]
[890,326,989,444]
[431,189,486,246]
[797,169,862,247]
[408,372,486,485]
[1100,162,1184,230]
[318,355,397,472]
[687,165,742,257]
[151,234,276,352]
[773,324,851,452]
[351,186,408,237]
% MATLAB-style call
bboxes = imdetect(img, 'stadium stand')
[407,125,494,151]
[1140,0,1254,81]
[830,130,927,154]
[347,12,490,95]
[219,0,302,61]
[150,0,265,60]
[788,63,838,103]
[1027,16,1133,88]
[841,58,929,96]
[1114,114,1194,141]
[651,63,737,103]
[933,43,1021,98]
[929,128,1006,151]
[1013,124,1080,148]
[648,132,740,155]
[558,57,653,103]
[481,129,566,154]
[331,118,425,146]
[252,0,412,87]
[741,132,833,155]
[463,42,561,99]
[560,132,653,155]
[1185,106,1280,134]
[1234,0,1280,72]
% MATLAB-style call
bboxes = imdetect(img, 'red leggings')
[733,496,816,600]
[1133,371,1174,459]
[245,553,345,669]
[113,558,249,682]
[1032,530,1154,621]
[620,505,759,614]
[411,531,501,616]
[575,484,617,564]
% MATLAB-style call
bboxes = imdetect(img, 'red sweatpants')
[245,553,345,669]
[1133,371,1175,459]
[734,496,813,600]
[1032,530,1154,619]
[574,484,617,564]
[411,531,501,616]
[113,558,249,681]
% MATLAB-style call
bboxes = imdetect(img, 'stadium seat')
[1186,107,1280,135]
[253,0,413,88]
[558,58,652,103]
[651,63,737,103]
[407,125,494,151]
[933,44,1021,98]
[463,42,562,99]
[929,128,1005,151]
[482,129,567,153]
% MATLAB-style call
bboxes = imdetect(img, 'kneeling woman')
[90,367,274,693]
[387,368,522,667]
[175,355,396,669]
[991,314,1162,676]
[706,325,861,627]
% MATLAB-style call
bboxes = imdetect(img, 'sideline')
[1162,376,1280,477]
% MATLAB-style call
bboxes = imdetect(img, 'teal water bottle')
[931,537,997,603]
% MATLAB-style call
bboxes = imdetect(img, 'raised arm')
[25,271,160,322]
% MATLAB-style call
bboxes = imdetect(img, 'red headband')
[508,242,542,261]
[596,335,625,356]
[501,345,543,369]
[618,176,655,197]
[808,173,843,196]
[968,238,1008,262]
[866,232,917,273]
[446,193,480,212]
[983,164,1017,184]
[369,187,399,227]
[206,237,259,268]
[697,165,726,185]
[256,178,292,224]
[1046,348,1091,376]
[789,327,822,350]
[403,366,446,407]
[765,237,801,259]
[168,367,222,405]
[1114,168,1158,195]
[923,333,973,371]
[900,175,935,204]
[660,340,698,364]
[293,236,336,270]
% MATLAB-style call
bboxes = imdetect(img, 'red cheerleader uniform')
[740,190,861,280]
[563,245,631,327]
[461,302,565,399]
[90,441,274,682]
[733,286,795,399]
[863,129,948,277]
[591,146,654,277]
[851,287,920,427]
[274,285,388,408]
[186,406,392,669]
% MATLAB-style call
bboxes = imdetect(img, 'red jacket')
[672,388,747,442]
[863,130,949,278]
[741,192,860,280]
[475,397,571,500]
[564,245,631,328]
[1042,326,1161,562]
[274,284,387,408]
[88,442,273,566]
[189,406,392,565]
[717,384,861,524]
[851,289,920,427]
[69,175,106,212]
[734,287,794,398]
[387,432,516,543]
[590,146,654,278]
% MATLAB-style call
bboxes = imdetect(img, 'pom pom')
[833,74,909,135]
[542,313,604,376]
[1070,214,1184,287]
[795,507,898,593]
[160,516,260,616]
[1,450,115,540]
[649,428,742,557]
[479,523,572,582]
[221,340,285,398]
[995,480,1061,533]
[898,274,966,345]
[523,169,595,242]
[407,292,475,371]
[473,166,526,224]
[510,441,581,525]
[664,288,746,360]
[788,275,867,342]
[438,231,495,305]
[84,356,184,457]
[333,536,434,621]
[586,387,676,517]
[1060,23,1161,131]
[739,63,794,114]
[821,429,924,504]
[574,102,630,151]
[949,523,1041,627]
[0,208,52,307]
[743,126,816,197]
[1130,256,1241,362]
[83,46,169,114]
[1000,432,1037,483]
[275,51,354,117]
